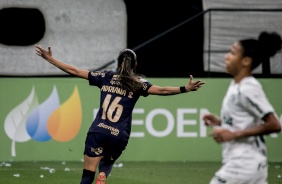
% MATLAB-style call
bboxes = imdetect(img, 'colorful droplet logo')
[47,86,82,142]
[4,85,82,157]
[26,86,60,142]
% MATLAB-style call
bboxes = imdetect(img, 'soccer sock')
[80,169,95,184]
[99,159,113,177]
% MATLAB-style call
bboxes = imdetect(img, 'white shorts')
[209,160,268,184]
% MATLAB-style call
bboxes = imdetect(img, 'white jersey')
[219,76,274,180]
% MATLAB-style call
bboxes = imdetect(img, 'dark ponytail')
[239,31,282,70]
[116,49,144,92]
[258,32,282,58]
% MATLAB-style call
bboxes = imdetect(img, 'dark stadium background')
[124,1,204,78]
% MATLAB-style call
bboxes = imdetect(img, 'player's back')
[87,70,151,140]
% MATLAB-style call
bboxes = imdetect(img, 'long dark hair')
[239,31,281,70]
[116,49,144,92]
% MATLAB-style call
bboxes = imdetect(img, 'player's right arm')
[35,45,89,79]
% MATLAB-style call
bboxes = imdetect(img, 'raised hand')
[186,75,205,92]
[35,45,52,61]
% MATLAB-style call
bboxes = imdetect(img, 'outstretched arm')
[35,45,89,79]
[147,75,205,95]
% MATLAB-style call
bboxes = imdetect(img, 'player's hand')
[209,128,236,143]
[186,75,205,92]
[202,114,221,127]
[35,45,52,61]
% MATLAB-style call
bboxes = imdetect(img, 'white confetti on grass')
[113,163,123,168]
[5,163,11,167]
[13,173,20,177]
[40,167,55,173]
[64,168,70,171]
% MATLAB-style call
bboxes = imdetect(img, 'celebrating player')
[35,45,205,184]
[203,31,281,184]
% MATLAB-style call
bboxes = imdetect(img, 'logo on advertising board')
[4,85,82,157]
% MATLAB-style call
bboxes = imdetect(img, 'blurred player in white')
[203,31,282,184]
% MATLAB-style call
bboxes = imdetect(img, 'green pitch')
[0,161,281,184]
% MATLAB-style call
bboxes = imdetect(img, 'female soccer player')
[203,31,282,184]
[35,45,205,184]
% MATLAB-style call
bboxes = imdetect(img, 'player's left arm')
[147,75,205,95]
[236,113,281,137]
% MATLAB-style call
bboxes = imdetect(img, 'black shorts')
[83,132,128,162]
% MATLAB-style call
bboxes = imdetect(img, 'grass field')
[0,161,282,184]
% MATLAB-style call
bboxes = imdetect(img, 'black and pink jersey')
[87,71,152,141]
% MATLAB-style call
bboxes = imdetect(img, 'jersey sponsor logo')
[91,71,105,77]
[91,147,103,155]
[4,85,82,157]
[110,80,121,86]
[97,123,119,136]
[222,115,233,126]
[110,74,121,85]
[142,83,148,90]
